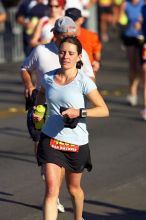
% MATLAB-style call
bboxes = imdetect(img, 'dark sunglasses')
[49,4,60,8]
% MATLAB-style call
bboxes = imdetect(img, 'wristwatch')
[80,108,87,118]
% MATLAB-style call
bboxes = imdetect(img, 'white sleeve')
[81,49,95,78]
[21,46,39,74]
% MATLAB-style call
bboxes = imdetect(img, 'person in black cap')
[65,7,102,76]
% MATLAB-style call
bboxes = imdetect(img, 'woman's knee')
[45,179,59,198]
[67,184,83,197]
[45,187,59,199]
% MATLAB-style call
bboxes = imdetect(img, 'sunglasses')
[49,4,60,8]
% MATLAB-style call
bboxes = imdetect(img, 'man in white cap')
[20,15,95,213]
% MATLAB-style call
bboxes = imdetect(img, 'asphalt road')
[0,32,146,220]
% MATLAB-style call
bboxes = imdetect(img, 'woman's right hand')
[32,113,43,122]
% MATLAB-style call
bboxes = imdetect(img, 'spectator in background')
[16,0,49,56]
[119,0,144,107]
[112,0,123,26]
[139,0,146,121]
[134,1,146,120]
[0,0,7,24]
[0,0,6,36]
[30,0,65,48]
[65,0,92,28]
[65,7,102,75]
[98,0,113,42]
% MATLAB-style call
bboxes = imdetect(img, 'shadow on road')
[1,196,146,219]
[0,197,42,211]
[66,199,146,220]
[0,192,13,196]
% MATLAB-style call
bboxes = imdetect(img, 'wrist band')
[80,108,87,118]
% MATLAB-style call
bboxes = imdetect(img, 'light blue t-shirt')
[42,68,97,145]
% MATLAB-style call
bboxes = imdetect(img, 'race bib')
[50,138,79,152]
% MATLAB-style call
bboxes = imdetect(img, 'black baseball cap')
[65,8,82,21]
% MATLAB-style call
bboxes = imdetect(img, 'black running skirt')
[37,133,92,173]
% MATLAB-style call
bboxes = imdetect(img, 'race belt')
[50,138,79,152]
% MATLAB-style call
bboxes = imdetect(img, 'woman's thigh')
[45,163,62,192]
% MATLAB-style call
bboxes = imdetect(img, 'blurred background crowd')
[0,0,99,63]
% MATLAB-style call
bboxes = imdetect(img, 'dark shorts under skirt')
[37,133,92,173]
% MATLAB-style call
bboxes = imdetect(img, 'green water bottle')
[34,105,46,130]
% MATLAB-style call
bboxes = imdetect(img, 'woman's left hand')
[61,108,80,119]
